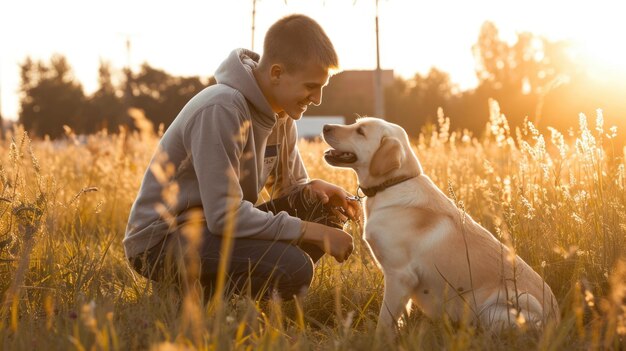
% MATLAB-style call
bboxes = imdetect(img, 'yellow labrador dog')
[322,117,559,333]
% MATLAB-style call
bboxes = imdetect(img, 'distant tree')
[472,21,512,91]
[384,68,454,137]
[127,63,207,130]
[415,68,453,117]
[468,21,579,130]
[83,60,129,133]
[384,77,415,129]
[19,55,86,138]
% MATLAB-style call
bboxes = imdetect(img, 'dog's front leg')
[376,271,417,336]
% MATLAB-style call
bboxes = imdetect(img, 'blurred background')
[1,0,625,142]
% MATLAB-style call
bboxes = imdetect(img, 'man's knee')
[267,245,315,299]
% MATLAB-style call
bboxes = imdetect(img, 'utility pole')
[125,35,132,70]
[374,0,385,118]
[251,0,257,51]
[123,35,133,104]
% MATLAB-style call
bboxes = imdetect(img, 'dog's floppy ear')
[369,137,404,177]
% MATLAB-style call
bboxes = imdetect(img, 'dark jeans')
[130,188,343,301]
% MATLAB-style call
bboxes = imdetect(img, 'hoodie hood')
[214,49,276,130]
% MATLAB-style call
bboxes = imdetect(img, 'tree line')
[11,21,626,140]
[17,57,214,139]
[381,22,626,139]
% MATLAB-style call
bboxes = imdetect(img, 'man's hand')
[300,221,354,262]
[307,179,361,221]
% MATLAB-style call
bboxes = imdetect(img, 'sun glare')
[578,38,626,80]
[567,8,626,80]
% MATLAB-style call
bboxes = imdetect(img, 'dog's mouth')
[324,148,357,164]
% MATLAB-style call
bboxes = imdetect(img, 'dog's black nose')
[323,125,332,133]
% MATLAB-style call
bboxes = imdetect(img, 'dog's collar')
[358,175,418,198]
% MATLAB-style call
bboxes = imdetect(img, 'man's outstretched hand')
[300,221,354,263]
[307,179,361,221]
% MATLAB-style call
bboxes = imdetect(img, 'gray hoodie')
[123,49,308,258]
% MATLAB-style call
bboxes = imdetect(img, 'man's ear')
[369,137,404,177]
[270,64,283,85]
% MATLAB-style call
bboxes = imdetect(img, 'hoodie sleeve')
[184,104,302,241]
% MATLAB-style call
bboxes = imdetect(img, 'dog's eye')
[356,127,365,136]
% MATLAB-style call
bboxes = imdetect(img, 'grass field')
[0,102,625,350]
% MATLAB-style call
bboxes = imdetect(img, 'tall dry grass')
[0,100,624,350]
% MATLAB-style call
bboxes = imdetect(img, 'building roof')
[295,116,345,139]
[305,69,394,123]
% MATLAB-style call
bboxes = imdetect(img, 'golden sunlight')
[567,6,626,80]
[577,38,626,79]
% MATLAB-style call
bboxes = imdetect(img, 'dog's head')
[322,117,422,186]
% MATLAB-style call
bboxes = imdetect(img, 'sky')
[1,0,625,121]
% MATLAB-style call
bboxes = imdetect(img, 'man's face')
[269,63,330,120]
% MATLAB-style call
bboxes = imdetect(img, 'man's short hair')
[263,14,339,73]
